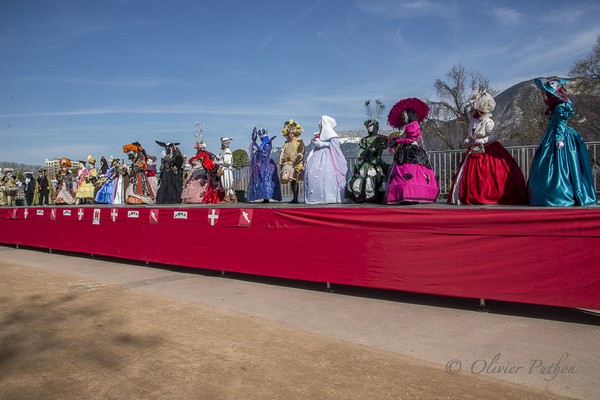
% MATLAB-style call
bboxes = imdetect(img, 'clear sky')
[1,0,599,165]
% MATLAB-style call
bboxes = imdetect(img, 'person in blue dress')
[247,127,282,203]
[95,158,119,204]
[528,78,597,206]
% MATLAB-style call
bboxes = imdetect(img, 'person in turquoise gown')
[527,78,597,206]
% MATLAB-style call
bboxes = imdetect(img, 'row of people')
[281,82,595,207]
[5,79,597,207]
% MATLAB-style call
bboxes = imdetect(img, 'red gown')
[448,115,527,205]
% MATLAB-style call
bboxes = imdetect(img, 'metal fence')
[233,141,600,198]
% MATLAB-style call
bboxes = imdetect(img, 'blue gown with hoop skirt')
[528,101,597,206]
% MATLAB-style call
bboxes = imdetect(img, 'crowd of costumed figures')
[1,80,597,208]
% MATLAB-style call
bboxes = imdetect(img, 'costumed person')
[279,119,305,204]
[95,156,108,197]
[1,168,18,207]
[24,172,35,206]
[95,158,120,204]
[528,78,597,206]
[112,159,126,205]
[304,115,349,204]
[155,141,184,204]
[346,100,389,203]
[36,168,51,205]
[448,91,528,205]
[54,158,76,205]
[215,136,236,202]
[146,155,159,200]
[98,156,108,175]
[73,161,84,194]
[181,139,220,204]
[123,142,155,204]
[0,169,4,206]
[75,155,97,204]
[386,98,439,204]
[247,127,282,203]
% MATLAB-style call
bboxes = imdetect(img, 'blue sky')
[1,0,599,165]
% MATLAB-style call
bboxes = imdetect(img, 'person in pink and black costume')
[385,97,439,204]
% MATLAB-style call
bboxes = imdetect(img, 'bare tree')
[426,64,498,149]
[569,35,600,95]
[568,35,600,140]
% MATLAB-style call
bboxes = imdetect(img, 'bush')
[232,149,249,169]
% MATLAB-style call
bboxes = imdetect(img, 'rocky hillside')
[424,78,600,150]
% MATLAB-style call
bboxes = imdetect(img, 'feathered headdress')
[364,99,385,125]
[194,120,204,144]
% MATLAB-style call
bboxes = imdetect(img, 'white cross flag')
[208,209,219,226]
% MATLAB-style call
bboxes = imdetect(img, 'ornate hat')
[534,78,569,102]
[59,157,72,168]
[221,136,233,143]
[387,97,429,129]
[470,91,496,114]
[87,155,95,164]
[282,119,304,137]
[123,143,142,154]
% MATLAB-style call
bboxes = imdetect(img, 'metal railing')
[233,141,600,198]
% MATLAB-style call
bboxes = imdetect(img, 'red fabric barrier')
[1,206,599,309]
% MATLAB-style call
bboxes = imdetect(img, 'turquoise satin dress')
[528,101,597,206]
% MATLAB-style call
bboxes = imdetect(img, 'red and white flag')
[238,209,253,227]
[208,209,219,226]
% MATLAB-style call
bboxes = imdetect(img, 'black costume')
[37,172,50,205]
[24,173,35,206]
[155,141,184,204]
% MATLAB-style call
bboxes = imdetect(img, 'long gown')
[528,101,597,206]
[247,137,282,202]
[448,115,528,205]
[95,166,118,204]
[75,167,96,203]
[304,136,348,204]
[181,152,221,204]
[125,156,155,205]
[156,150,184,204]
[385,121,439,204]
[54,170,75,205]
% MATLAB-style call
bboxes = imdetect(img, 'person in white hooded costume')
[304,115,349,204]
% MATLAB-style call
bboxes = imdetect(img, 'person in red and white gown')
[448,91,527,205]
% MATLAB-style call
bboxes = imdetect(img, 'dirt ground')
[0,262,574,400]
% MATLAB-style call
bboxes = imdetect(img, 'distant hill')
[272,78,600,159]
[423,78,600,150]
